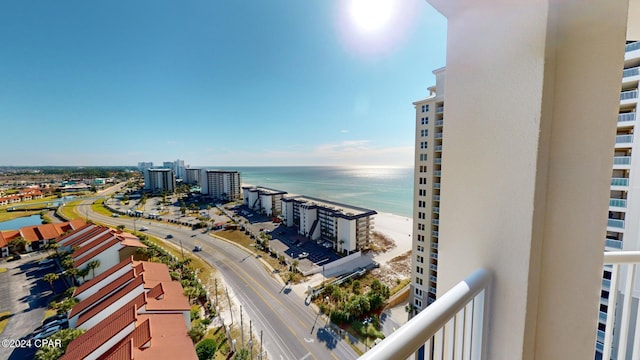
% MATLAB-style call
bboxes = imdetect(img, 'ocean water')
[214,166,414,218]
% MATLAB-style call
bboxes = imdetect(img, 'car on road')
[166,234,173,239]
[139,226,148,231]
[34,325,61,339]
[193,246,202,252]
[111,213,119,217]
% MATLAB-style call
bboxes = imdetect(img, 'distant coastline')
[224,165,413,218]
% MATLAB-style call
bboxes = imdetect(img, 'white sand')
[372,212,413,264]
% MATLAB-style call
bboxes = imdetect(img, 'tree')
[61,257,74,270]
[117,224,125,231]
[44,241,60,257]
[87,260,100,278]
[291,259,299,273]
[8,237,28,253]
[77,267,90,282]
[65,268,78,286]
[196,338,218,360]
[58,297,78,314]
[184,286,200,303]
[405,302,417,319]
[34,328,85,360]
[43,273,59,293]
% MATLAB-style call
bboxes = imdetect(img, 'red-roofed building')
[0,219,86,257]
[69,260,189,330]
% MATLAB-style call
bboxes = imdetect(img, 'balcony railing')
[601,251,640,360]
[608,219,625,228]
[618,112,636,122]
[609,198,628,208]
[434,171,441,177]
[623,67,640,78]
[433,207,440,214]
[605,238,623,250]
[620,90,638,101]
[613,156,632,165]
[626,42,640,52]
[434,183,441,189]
[436,106,444,113]
[435,120,444,127]
[435,133,443,139]
[435,145,443,152]
[616,134,634,144]
[359,269,491,360]
[611,177,629,187]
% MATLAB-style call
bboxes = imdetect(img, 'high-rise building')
[200,170,241,201]
[184,168,201,186]
[161,159,186,179]
[144,168,175,193]
[409,67,446,314]
[596,40,640,358]
[137,162,153,170]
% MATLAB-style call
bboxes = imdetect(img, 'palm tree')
[77,267,90,283]
[183,286,199,303]
[44,241,60,257]
[43,273,59,293]
[61,257,75,270]
[65,268,78,286]
[86,260,100,278]
[292,259,299,274]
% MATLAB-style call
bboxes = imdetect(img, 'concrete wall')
[426,0,629,358]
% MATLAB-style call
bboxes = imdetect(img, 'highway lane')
[79,197,359,360]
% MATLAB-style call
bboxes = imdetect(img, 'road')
[78,191,360,360]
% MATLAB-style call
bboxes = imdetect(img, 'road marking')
[299,353,312,360]
[303,337,315,343]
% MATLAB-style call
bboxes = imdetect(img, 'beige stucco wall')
[427,0,629,358]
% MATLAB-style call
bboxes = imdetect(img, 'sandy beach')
[372,212,413,263]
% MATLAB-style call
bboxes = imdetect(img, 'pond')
[0,214,43,231]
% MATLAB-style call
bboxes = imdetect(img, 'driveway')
[0,252,64,360]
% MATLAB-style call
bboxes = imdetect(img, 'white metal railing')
[435,133,443,139]
[601,251,640,360]
[435,145,443,152]
[359,269,491,360]
[611,178,629,187]
[435,120,444,126]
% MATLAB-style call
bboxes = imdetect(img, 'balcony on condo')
[622,66,640,79]
[620,89,638,102]
[615,134,634,147]
[611,177,630,188]
[609,198,628,208]
[618,112,636,125]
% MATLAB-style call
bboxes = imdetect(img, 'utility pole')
[226,287,233,324]
[260,330,263,360]
[240,305,244,349]
[215,278,218,305]
[249,320,253,360]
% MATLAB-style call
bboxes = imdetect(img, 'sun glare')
[349,0,394,33]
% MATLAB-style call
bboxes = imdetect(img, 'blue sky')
[0,1,446,167]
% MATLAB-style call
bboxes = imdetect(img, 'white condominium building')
[409,67,445,313]
[242,186,287,217]
[281,196,376,254]
[200,170,241,201]
[184,168,201,186]
[144,168,175,193]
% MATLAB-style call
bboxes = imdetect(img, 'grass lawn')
[90,199,115,217]
[57,200,82,220]
[0,210,41,222]
[0,312,11,336]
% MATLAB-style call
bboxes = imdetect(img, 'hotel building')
[281,195,376,254]
[409,67,446,312]
[184,168,202,186]
[200,170,241,201]
[143,168,175,193]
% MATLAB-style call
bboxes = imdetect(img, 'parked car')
[298,252,309,259]
[42,318,68,331]
[42,314,66,326]
[38,258,54,265]
[7,254,21,262]
[34,325,61,339]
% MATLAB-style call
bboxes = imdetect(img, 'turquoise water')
[0,214,43,231]
[215,166,414,218]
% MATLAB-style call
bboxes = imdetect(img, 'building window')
[420,141,428,149]
[415,288,423,297]
[421,104,430,113]
[416,277,423,286]
[419,153,428,161]
[421,129,429,137]
[421,117,429,125]
[415,298,423,308]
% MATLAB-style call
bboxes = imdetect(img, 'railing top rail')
[359,268,491,360]
[603,251,640,264]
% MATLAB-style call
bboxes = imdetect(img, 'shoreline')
[372,212,413,263]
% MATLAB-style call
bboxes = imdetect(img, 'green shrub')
[195,338,217,360]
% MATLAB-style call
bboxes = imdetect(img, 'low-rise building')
[242,186,287,216]
[281,196,376,254]
[0,219,86,257]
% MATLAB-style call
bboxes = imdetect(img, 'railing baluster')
[444,318,455,359]
[471,289,486,359]
[603,264,619,360]
[434,328,444,360]
[463,301,473,359]
[617,263,636,360]
[454,309,465,360]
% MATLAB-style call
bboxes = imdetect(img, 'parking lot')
[0,252,67,360]
[230,205,341,273]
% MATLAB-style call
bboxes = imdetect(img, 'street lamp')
[179,239,184,261]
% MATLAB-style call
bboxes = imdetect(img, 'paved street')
[82,196,359,360]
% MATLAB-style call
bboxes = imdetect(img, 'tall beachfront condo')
[137,162,153,170]
[184,168,202,186]
[200,170,242,201]
[596,41,640,358]
[409,67,445,314]
[144,168,176,193]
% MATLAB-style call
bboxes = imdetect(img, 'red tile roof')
[54,223,94,246]
[74,257,134,298]
[145,282,190,312]
[76,276,145,327]
[70,269,137,318]
[71,232,115,260]
[73,237,120,268]
[62,303,138,360]
[98,339,132,360]
[0,230,21,248]
[63,226,110,248]
[36,224,63,240]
